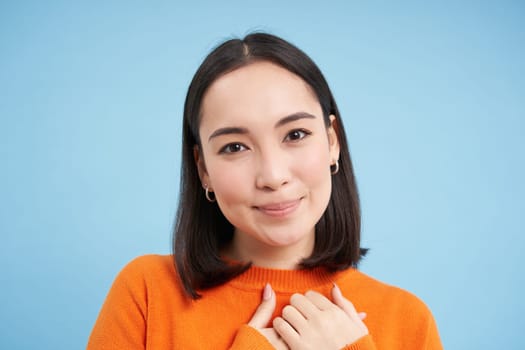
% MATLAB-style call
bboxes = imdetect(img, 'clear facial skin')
[196,61,340,269]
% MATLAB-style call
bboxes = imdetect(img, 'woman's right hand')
[248,284,289,350]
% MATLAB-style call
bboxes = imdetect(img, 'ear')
[193,145,210,188]
[327,115,341,164]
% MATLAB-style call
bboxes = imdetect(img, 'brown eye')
[284,129,311,142]
[220,143,247,154]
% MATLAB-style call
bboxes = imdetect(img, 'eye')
[284,129,311,142]
[219,143,248,154]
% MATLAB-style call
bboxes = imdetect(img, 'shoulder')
[340,269,434,319]
[121,254,175,272]
[113,254,179,291]
[342,270,443,347]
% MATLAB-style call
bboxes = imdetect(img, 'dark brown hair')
[173,32,367,299]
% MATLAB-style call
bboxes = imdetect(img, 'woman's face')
[197,61,339,264]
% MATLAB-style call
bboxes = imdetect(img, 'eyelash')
[284,128,312,142]
[219,143,247,154]
[218,129,312,154]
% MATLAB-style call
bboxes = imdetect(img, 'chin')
[264,230,312,247]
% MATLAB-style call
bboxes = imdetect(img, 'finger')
[282,305,307,334]
[304,289,335,310]
[248,283,276,329]
[289,293,319,319]
[358,312,367,320]
[331,283,361,320]
[273,316,300,348]
[259,328,289,350]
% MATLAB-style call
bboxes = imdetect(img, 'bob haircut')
[174,32,367,299]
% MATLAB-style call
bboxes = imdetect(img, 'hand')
[248,284,289,350]
[271,284,368,350]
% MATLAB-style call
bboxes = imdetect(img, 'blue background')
[1,1,524,349]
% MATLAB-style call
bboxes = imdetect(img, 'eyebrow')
[207,112,317,142]
[275,112,317,127]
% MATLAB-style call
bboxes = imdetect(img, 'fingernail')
[358,312,367,320]
[332,283,341,295]
[263,283,272,301]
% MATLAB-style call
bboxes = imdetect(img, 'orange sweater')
[87,255,442,349]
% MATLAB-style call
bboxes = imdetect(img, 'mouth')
[254,198,302,218]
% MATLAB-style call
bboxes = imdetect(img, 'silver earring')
[205,186,216,202]
[331,160,339,175]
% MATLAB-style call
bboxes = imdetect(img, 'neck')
[224,231,315,270]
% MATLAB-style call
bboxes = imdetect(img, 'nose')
[255,147,291,191]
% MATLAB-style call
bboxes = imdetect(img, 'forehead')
[199,61,322,130]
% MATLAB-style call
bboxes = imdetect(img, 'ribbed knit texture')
[87,255,442,349]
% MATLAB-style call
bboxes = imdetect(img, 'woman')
[87,33,442,349]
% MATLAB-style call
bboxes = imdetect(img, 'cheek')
[207,161,251,206]
[296,145,332,187]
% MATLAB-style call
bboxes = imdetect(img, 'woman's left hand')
[272,284,368,350]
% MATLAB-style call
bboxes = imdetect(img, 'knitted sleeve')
[87,259,148,350]
[341,334,377,349]
[229,325,277,350]
[230,327,378,350]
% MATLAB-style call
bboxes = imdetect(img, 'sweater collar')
[229,264,355,293]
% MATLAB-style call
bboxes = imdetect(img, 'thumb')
[332,283,364,321]
[248,283,276,329]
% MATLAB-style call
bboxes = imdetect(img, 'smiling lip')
[255,199,302,218]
